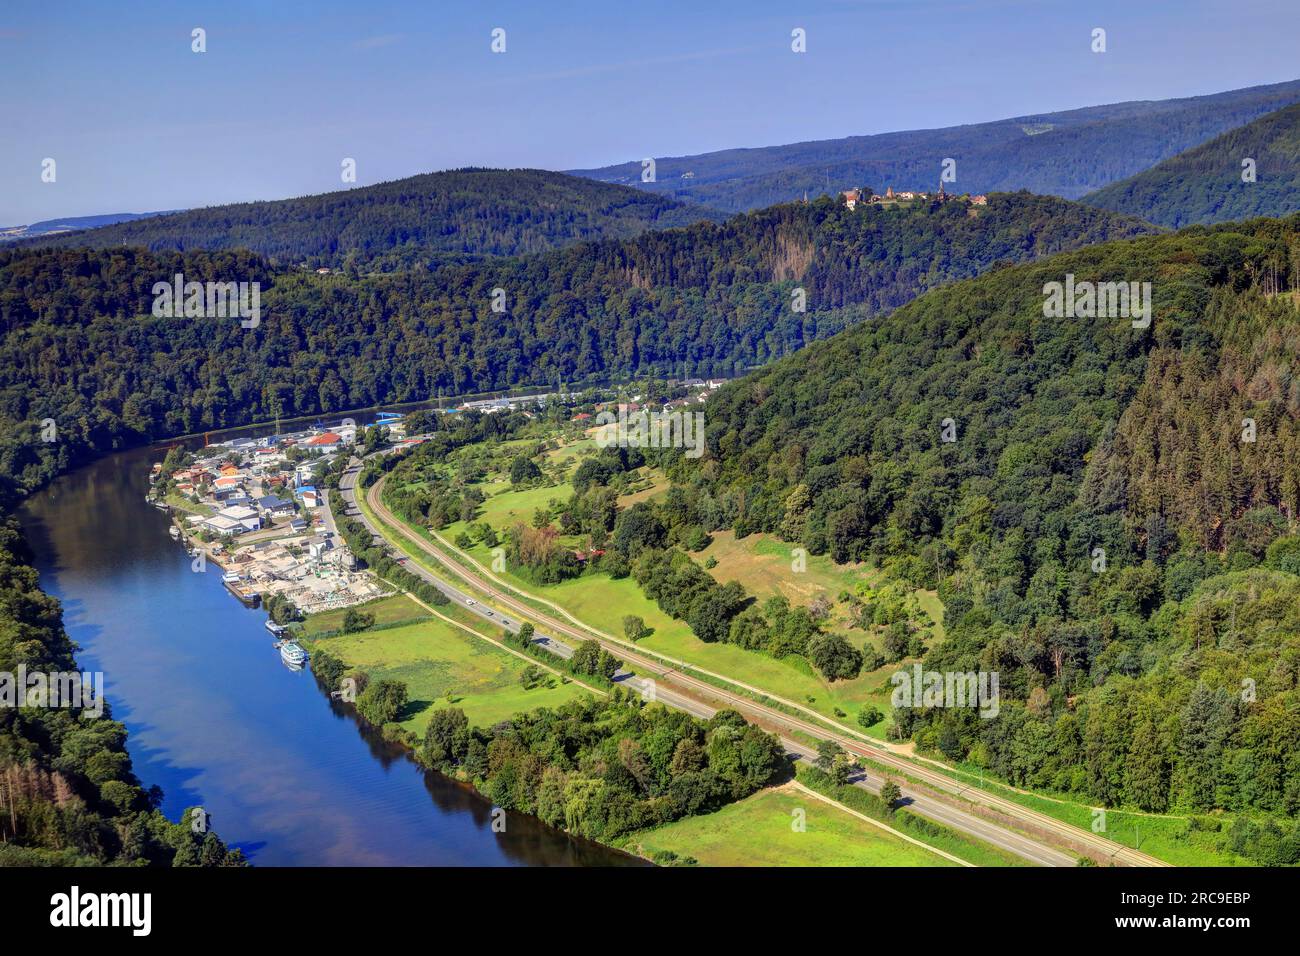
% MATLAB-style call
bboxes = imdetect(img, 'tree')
[857,705,883,728]
[571,640,620,679]
[622,615,648,641]
[807,631,863,681]
[341,607,375,633]
[814,739,843,775]
[356,679,408,726]
[509,455,542,486]
[424,707,470,768]
[879,779,902,811]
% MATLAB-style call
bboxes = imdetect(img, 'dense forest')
[22,169,723,271]
[573,79,1300,211]
[643,214,1300,840]
[1084,104,1300,228]
[0,192,1151,505]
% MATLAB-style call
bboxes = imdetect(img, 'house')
[842,188,862,210]
[306,432,341,453]
[219,464,241,477]
[970,194,988,205]
[571,412,592,422]
[257,495,296,517]
[299,487,322,509]
[289,518,309,533]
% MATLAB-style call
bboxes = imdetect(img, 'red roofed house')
[306,432,342,452]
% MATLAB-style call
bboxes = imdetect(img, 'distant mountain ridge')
[0,211,174,242]
[21,169,725,270]
[570,79,1300,212]
[1083,103,1300,227]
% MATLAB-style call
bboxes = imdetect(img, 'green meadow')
[299,593,430,637]
[308,616,590,735]
[625,786,957,867]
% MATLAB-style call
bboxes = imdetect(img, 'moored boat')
[279,641,308,666]
[224,580,260,608]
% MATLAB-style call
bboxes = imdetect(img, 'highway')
[337,453,1168,868]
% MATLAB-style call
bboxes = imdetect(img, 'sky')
[2,0,1298,224]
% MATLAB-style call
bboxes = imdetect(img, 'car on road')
[484,610,494,617]
[465,598,475,606]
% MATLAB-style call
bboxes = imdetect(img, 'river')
[17,439,636,866]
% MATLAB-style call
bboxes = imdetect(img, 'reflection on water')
[18,443,638,867]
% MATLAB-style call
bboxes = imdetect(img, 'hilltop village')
[840,184,988,209]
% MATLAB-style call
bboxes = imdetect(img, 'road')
[338,454,1168,868]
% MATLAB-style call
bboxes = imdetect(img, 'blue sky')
[2,0,1298,223]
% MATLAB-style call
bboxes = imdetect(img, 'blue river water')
[17,441,635,866]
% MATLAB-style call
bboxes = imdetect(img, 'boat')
[153,500,171,512]
[224,580,261,608]
[168,526,181,540]
[266,621,286,637]
[222,571,242,584]
[279,641,308,666]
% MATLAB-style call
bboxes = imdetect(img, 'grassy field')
[300,593,429,637]
[308,617,591,735]
[626,786,957,866]
[699,530,876,608]
[698,530,945,643]
[163,491,212,516]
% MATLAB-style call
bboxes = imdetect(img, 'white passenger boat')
[168,526,181,540]
[279,641,308,666]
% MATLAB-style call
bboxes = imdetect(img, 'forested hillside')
[0,193,1151,500]
[1084,104,1300,227]
[22,169,723,270]
[660,214,1300,840]
[572,79,1300,211]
